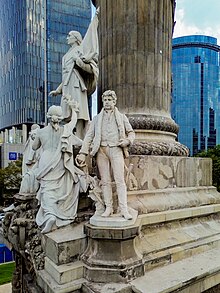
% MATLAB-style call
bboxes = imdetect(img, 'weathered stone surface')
[136,213,220,270]
[43,222,87,266]
[82,223,143,283]
[130,248,220,293]
[126,156,212,191]
[128,187,220,214]
[44,257,83,285]
[37,269,85,293]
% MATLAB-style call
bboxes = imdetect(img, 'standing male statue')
[76,90,135,220]
[49,11,99,138]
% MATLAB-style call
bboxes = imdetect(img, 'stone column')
[22,124,27,144]
[4,129,8,143]
[92,0,188,156]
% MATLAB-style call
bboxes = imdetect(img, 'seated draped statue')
[32,99,88,233]
[19,124,41,194]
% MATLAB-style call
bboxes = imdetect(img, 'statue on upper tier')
[32,98,88,233]
[49,9,99,138]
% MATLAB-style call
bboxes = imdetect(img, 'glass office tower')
[172,35,220,156]
[0,0,91,134]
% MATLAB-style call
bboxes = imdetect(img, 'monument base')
[89,208,138,227]
[82,222,144,283]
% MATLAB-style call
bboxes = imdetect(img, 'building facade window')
[0,0,91,131]
[172,35,220,156]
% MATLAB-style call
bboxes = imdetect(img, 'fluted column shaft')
[93,0,188,156]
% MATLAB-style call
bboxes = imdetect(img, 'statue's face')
[103,95,116,111]
[67,33,77,46]
[50,115,61,131]
[30,130,38,141]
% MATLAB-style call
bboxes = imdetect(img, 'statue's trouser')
[96,146,128,213]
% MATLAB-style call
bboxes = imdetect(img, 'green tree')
[195,145,220,191]
[0,158,22,206]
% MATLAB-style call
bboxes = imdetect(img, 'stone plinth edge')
[84,223,139,240]
[89,208,138,227]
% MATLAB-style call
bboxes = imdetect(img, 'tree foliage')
[0,158,22,205]
[195,145,220,191]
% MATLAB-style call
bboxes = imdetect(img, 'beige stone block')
[213,204,220,212]
[37,269,84,293]
[139,212,166,226]
[44,223,87,265]
[45,257,84,285]
[178,283,201,293]
[201,272,220,291]
[171,248,187,263]
[165,209,192,221]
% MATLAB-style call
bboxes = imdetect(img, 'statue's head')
[30,124,40,140]
[67,31,82,46]
[47,106,63,130]
[102,90,117,111]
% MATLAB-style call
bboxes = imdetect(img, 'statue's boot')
[116,184,133,220]
[101,207,113,217]
[101,185,113,217]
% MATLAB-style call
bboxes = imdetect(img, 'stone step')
[130,247,220,293]
[44,257,84,285]
[144,233,220,272]
[136,209,220,271]
[138,203,220,226]
[37,269,86,293]
[128,186,220,214]
[42,222,87,265]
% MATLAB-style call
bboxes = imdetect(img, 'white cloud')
[173,8,220,44]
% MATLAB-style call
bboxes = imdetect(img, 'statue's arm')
[75,58,93,74]
[49,83,62,96]
[123,115,135,144]
[79,120,95,155]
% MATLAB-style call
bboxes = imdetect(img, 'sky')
[173,0,220,44]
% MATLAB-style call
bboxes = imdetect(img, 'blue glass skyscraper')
[172,35,220,156]
[0,0,91,135]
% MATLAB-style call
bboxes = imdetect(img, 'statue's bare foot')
[41,216,56,234]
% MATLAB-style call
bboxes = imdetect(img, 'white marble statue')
[32,99,88,233]
[19,124,41,194]
[49,10,99,138]
[76,90,135,220]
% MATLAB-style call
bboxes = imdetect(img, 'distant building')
[0,0,91,167]
[172,35,220,156]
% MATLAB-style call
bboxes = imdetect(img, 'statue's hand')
[49,90,58,96]
[76,154,86,167]
[118,139,130,148]
[76,57,85,68]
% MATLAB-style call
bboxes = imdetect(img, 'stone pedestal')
[82,223,144,283]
